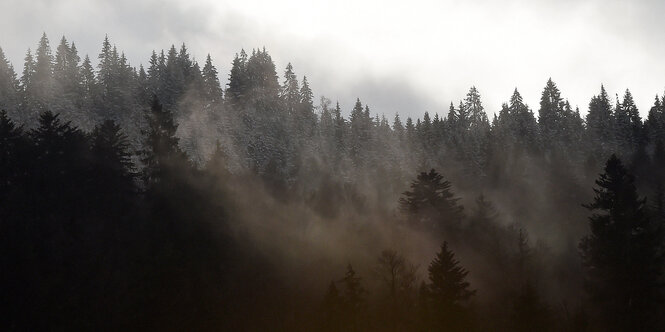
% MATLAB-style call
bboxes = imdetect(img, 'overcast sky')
[1,0,664,120]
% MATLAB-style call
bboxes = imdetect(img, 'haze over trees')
[1,34,665,331]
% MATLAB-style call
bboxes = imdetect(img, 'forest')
[0,33,664,331]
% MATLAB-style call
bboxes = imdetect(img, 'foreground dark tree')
[580,155,664,331]
[425,241,476,331]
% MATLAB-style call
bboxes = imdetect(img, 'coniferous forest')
[1,34,665,331]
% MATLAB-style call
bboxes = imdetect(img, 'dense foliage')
[1,34,664,331]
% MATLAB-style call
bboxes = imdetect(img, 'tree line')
[0,33,664,331]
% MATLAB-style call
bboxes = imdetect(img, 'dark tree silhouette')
[426,241,476,331]
[580,155,664,331]
[400,169,465,232]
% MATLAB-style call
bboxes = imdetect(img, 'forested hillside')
[1,34,664,331]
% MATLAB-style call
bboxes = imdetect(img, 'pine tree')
[147,50,162,97]
[160,44,185,110]
[135,64,150,106]
[508,88,539,153]
[202,54,223,105]
[538,78,565,150]
[393,113,404,140]
[91,120,134,181]
[333,101,346,160]
[299,75,316,139]
[281,62,300,115]
[0,110,26,202]
[399,169,465,231]
[90,119,136,214]
[349,98,369,166]
[28,111,89,211]
[645,95,665,145]
[246,48,280,105]
[427,241,475,331]
[586,85,615,158]
[53,36,80,98]
[177,43,193,84]
[142,96,188,186]
[32,33,54,112]
[0,47,18,113]
[79,55,99,113]
[97,35,116,99]
[318,97,335,153]
[465,86,488,130]
[460,87,490,183]
[561,101,585,156]
[19,48,37,124]
[225,50,248,107]
[614,90,643,156]
[579,155,663,331]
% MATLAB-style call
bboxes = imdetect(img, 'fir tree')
[0,47,18,113]
[586,85,615,158]
[427,241,475,331]
[142,96,187,186]
[225,50,248,107]
[579,155,664,331]
[299,75,316,139]
[646,95,665,145]
[32,33,54,112]
[281,62,300,115]
[202,54,223,104]
[614,90,642,155]
[538,78,565,150]
[399,169,465,231]
[97,35,116,99]
[0,110,26,202]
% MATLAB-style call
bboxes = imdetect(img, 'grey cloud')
[1,0,665,120]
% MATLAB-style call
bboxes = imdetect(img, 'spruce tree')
[32,33,54,112]
[19,48,37,124]
[465,86,488,130]
[202,54,223,105]
[349,98,368,166]
[142,96,187,186]
[579,155,663,331]
[508,88,539,153]
[427,241,475,331]
[0,110,25,203]
[299,75,316,139]
[97,35,116,100]
[225,50,248,107]
[281,62,300,115]
[333,101,346,160]
[0,47,18,113]
[399,169,465,231]
[79,55,99,113]
[90,119,136,215]
[586,85,615,158]
[646,95,665,145]
[614,90,642,155]
[538,78,564,150]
